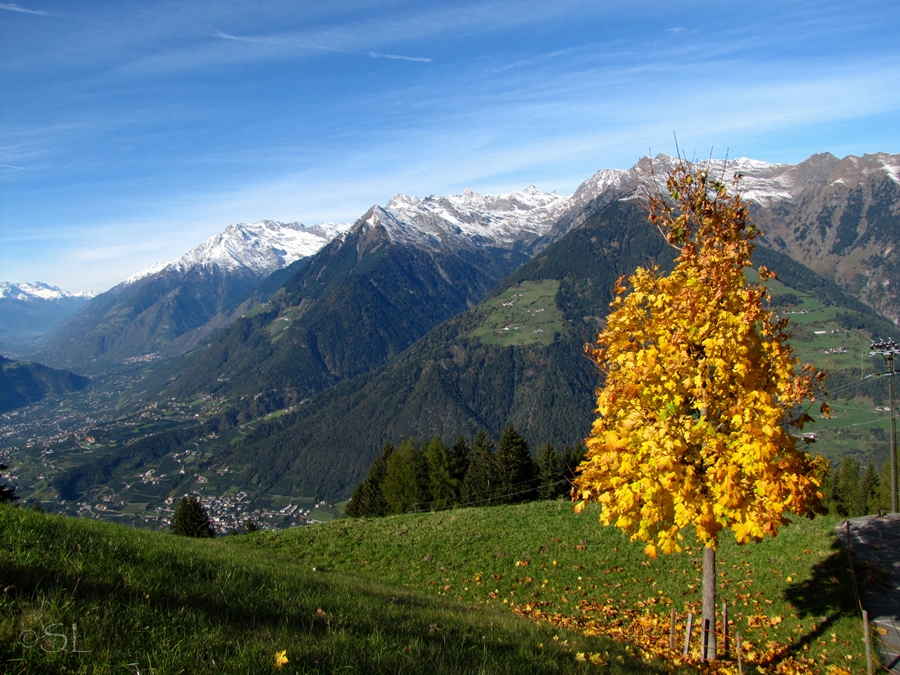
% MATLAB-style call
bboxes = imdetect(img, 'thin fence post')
[722,602,728,655]
[736,631,743,675]
[683,612,693,657]
[863,609,873,675]
[669,608,676,650]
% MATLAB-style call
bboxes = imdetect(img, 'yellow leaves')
[585,652,608,666]
[747,614,783,628]
[573,500,587,515]
[643,543,657,559]
[274,650,289,669]
[575,162,828,562]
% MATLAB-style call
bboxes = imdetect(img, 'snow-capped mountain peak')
[125,220,352,285]
[371,185,570,250]
[0,281,96,302]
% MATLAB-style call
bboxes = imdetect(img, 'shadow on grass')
[769,533,864,667]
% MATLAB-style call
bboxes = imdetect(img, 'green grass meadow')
[1,500,874,674]
[1,503,687,675]
[470,280,566,347]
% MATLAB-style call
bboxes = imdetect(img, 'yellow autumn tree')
[572,160,829,660]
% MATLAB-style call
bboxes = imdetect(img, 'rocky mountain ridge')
[124,220,351,285]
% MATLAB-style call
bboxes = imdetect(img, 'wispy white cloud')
[3,0,900,292]
[210,31,287,46]
[0,3,47,15]
[368,51,432,63]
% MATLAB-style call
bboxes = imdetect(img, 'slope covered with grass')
[1,498,873,673]
[237,500,871,673]
[1,503,687,674]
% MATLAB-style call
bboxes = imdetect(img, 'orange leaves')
[746,614,784,628]
[516,599,833,674]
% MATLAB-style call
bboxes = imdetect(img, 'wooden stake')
[736,631,743,675]
[684,612,693,656]
[669,608,676,650]
[722,602,728,654]
[863,610,873,675]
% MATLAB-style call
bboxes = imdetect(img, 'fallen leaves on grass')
[513,600,840,674]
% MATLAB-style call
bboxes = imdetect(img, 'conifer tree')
[382,438,427,514]
[461,430,498,505]
[876,460,893,513]
[536,442,565,499]
[0,464,18,504]
[425,436,457,510]
[346,443,394,517]
[831,457,859,516]
[494,425,536,503]
[449,435,471,485]
[171,496,215,538]
[861,461,880,515]
[573,161,829,660]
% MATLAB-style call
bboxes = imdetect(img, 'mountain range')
[0,282,95,357]
[33,220,350,368]
[181,197,898,500]
[9,151,900,508]
[134,152,900,409]
[21,152,900,374]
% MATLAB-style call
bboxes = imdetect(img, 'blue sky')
[2,0,899,293]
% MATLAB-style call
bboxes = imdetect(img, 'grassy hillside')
[0,503,684,674]
[1,500,871,673]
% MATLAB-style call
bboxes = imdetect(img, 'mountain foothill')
[4,152,900,511]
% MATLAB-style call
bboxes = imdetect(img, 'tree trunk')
[702,545,717,660]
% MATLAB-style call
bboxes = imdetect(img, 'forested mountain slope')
[214,196,896,501]
[137,207,540,409]
[0,355,90,413]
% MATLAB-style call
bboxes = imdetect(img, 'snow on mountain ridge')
[126,220,351,285]
[377,185,570,249]
[0,281,96,302]
[117,151,900,291]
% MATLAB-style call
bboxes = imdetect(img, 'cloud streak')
[210,31,288,46]
[2,0,899,293]
[0,3,47,15]
[368,51,432,63]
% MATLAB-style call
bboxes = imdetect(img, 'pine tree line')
[345,425,585,517]
[826,455,893,517]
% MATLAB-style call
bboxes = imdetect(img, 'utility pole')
[870,339,899,513]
